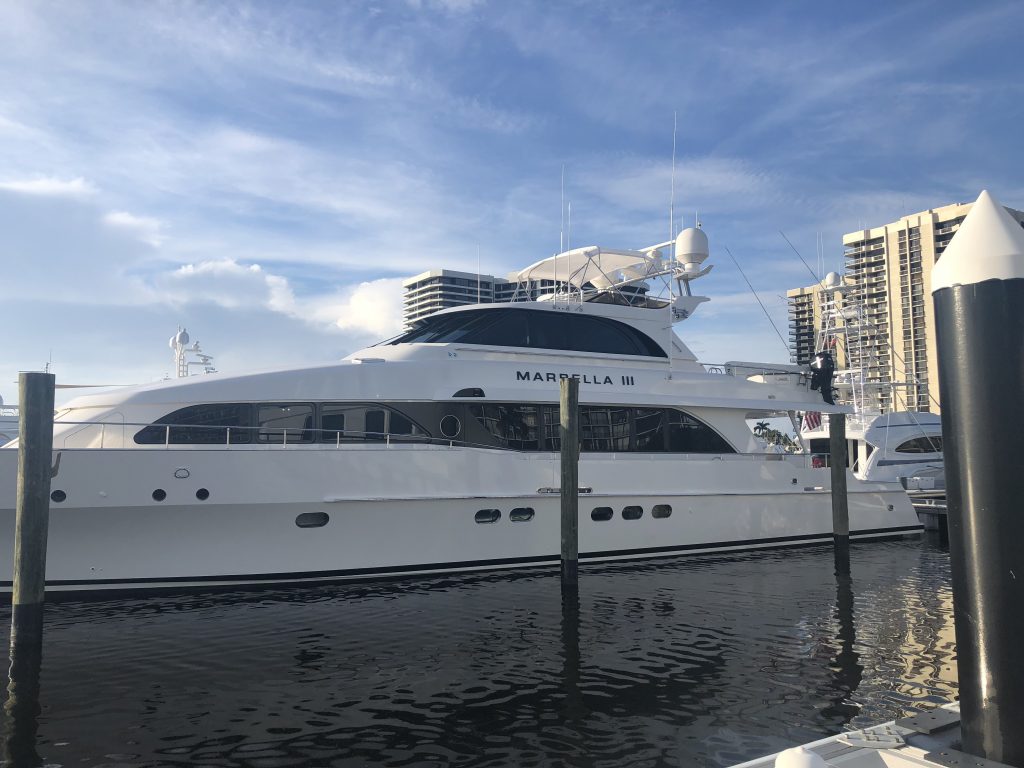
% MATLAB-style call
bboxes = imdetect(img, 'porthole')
[50,490,66,503]
[296,512,329,528]
[152,489,167,502]
[196,488,210,501]
[475,508,500,524]
[591,506,613,521]
[509,507,534,522]
[440,415,462,439]
[652,504,672,519]
[623,505,643,520]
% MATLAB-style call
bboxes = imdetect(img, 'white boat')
[801,411,943,491]
[797,272,944,493]
[0,397,18,447]
[0,227,920,593]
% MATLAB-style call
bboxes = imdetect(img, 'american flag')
[803,411,822,431]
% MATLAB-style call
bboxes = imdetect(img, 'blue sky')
[2,0,1022,405]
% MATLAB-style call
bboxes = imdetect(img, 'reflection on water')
[0,538,956,767]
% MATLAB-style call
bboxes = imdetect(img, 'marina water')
[2,537,955,767]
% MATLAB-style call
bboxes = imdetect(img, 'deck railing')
[46,418,820,467]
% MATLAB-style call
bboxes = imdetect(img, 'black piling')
[5,371,55,768]
[932,190,1024,766]
[559,377,579,594]
[828,412,850,558]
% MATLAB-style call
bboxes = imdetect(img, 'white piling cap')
[931,190,1024,291]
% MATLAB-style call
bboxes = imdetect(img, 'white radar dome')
[675,227,709,265]
[824,271,842,289]
[170,329,190,349]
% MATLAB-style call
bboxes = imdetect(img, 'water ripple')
[0,538,956,767]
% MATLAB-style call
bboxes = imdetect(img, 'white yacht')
[0,397,17,447]
[798,272,944,493]
[802,410,943,491]
[0,228,921,592]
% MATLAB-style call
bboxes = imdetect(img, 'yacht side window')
[470,404,540,450]
[134,403,253,445]
[666,410,736,453]
[319,403,428,443]
[257,403,314,443]
[894,436,942,454]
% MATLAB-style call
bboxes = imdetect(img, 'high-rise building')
[787,200,1024,413]
[402,270,497,327]
[402,269,565,328]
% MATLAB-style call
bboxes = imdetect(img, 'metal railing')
[48,418,821,467]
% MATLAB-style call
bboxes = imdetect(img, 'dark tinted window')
[633,408,665,451]
[667,410,735,453]
[580,406,631,451]
[591,507,613,521]
[388,308,666,357]
[134,403,252,444]
[258,403,313,443]
[365,409,386,439]
[471,403,733,454]
[470,404,540,450]
[895,436,942,453]
[319,404,426,442]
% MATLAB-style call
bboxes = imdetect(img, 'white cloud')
[0,176,96,197]
[326,277,406,338]
[157,260,297,312]
[103,210,165,246]
[151,261,404,339]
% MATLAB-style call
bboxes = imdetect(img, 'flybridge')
[511,224,715,315]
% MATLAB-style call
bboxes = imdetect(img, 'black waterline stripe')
[6,525,922,589]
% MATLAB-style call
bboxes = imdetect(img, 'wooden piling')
[559,377,579,593]
[828,412,849,555]
[10,372,55,644]
[5,372,54,768]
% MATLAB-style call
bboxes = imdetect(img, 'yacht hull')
[0,446,920,593]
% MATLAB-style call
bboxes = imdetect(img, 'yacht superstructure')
[0,228,921,592]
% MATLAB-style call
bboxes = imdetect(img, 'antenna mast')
[560,164,565,254]
[669,110,677,242]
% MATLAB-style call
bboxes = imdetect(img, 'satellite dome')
[675,227,709,265]
[824,271,842,289]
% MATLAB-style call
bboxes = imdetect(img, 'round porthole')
[174,468,190,479]
[196,488,210,501]
[440,415,462,439]
[152,489,167,502]
[51,490,67,503]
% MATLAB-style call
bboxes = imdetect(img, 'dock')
[732,703,1018,767]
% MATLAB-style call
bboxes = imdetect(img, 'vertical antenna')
[566,201,572,299]
[560,164,565,254]
[669,111,677,242]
